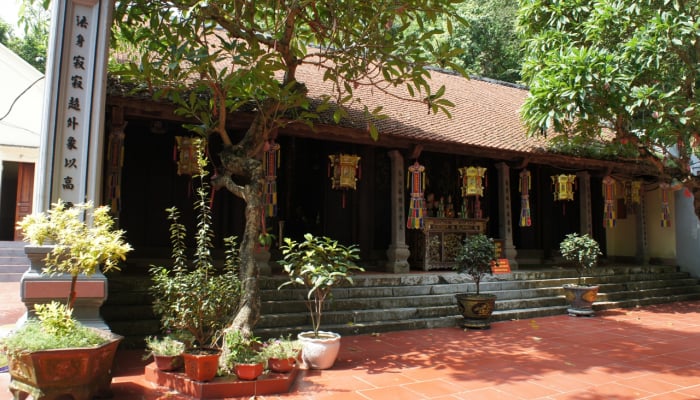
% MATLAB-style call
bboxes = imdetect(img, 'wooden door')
[14,162,34,241]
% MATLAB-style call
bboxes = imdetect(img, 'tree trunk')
[212,111,270,337]
[230,181,263,337]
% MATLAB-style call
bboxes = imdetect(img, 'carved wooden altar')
[408,218,488,271]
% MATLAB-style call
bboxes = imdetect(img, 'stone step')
[0,241,30,282]
[102,264,700,345]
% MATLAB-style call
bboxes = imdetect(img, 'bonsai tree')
[16,200,133,311]
[5,201,130,399]
[454,234,497,295]
[559,233,602,286]
[278,234,363,338]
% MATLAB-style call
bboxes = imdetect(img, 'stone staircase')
[102,264,700,346]
[254,264,700,339]
[0,241,29,282]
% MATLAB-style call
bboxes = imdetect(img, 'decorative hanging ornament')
[263,140,280,218]
[174,136,204,176]
[551,174,576,201]
[519,169,532,227]
[660,183,671,227]
[106,130,125,213]
[406,161,427,229]
[602,176,617,228]
[458,166,487,197]
[328,153,361,208]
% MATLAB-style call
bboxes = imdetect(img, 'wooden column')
[385,150,410,273]
[636,185,650,264]
[577,171,593,235]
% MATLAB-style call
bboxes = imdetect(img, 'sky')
[0,0,22,32]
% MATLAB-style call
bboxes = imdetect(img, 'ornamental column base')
[385,245,411,273]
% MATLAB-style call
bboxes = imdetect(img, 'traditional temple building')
[103,63,678,274]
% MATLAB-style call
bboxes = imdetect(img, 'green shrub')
[560,233,602,285]
[454,234,497,295]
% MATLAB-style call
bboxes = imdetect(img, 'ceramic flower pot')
[297,331,341,370]
[234,362,264,380]
[153,354,184,371]
[563,284,599,316]
[268,357,296,373]
[7,330,122,400]
[182,348,220,382]
[455,293,497,329]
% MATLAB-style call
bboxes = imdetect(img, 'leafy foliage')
[278,234,363,337]
[144,335,186,357]
[1,0,49,71]
[559,233,601,285]
[518,0,700,187]
[149,146,243,347]
[453,234,497,295]
[446,0,522,83]
[1,302,107,356]
[18,201,132,278]
[222,330,262,368]
[260,335,301,360]
[17,200,132,309]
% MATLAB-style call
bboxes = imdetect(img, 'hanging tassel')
[519,169,532,227]
[406,161,427,229]
[263,140,280,217]
[602,176,616,228]
[660,184,671,227]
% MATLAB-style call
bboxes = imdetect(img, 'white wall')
[675,190,700,278]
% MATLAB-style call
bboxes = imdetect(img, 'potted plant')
[453,233,498,329]
[278,233,363,369]
[5,200,132,399]
[148,158,243,382]
[559,232,602,316]
[222,330,264,381]
[144,335,186,371]
[260,335,301,373]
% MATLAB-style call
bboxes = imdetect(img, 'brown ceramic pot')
[182,348,221,382]
[268,357,296,373]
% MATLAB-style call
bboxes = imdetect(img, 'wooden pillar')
[495,162,518,269]
[636,185,650,264]
[577,171,593,235]
[385,150,410,273]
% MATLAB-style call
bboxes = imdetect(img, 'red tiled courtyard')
[2,281,700,399]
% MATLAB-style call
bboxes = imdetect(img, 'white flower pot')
[297,331,341,370]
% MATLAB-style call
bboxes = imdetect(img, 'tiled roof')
[295,62,551,155]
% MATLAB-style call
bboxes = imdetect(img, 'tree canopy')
[113,0,466,335]
[518,0,700,213]
[448,0,522,83]
[0,0,49,72]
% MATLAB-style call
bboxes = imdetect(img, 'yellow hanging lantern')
[328,154,361,190]
[458,166,487,197]
[175,136,204,176]
[551,174,576,201]
[328,154,361,208]
[630,180,642,205]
